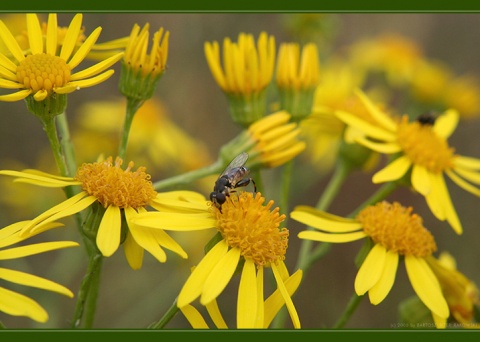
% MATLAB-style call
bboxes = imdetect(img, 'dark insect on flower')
[210,152,257,211]
[416,111,437,126]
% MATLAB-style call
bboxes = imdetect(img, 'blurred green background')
[0,12,479,329]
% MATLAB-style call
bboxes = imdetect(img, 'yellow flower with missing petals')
[204,32,276,127]
[0,220,77,322]
[0,13,123,103]
[180,268,302,329]
[335,88,480,234]
[426,252,480,328]
[291,201,449,328]
[133,191,302,329]
[0,157,196,269]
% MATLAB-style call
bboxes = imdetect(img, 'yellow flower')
[0,157,195,268]
[119,23,169,101]
[443,75,480,119]
[180,268,302,329]
[0,220,77,322]
[0,13,123,102]
[335,88,480,234]
[426,252,480,328]
[409,60,451,104]
[221,111,306,169]
[133,191,302,329]
[291,201,449,328]
[275,42,320,120]
[204,32,276,126]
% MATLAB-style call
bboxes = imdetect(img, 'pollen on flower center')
[396,116,455,173]
[356,201,437,257]
[213,192,289,266]
[16,53,71,93]
[75,156,157,208]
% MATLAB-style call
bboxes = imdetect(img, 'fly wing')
[219,152,249,177]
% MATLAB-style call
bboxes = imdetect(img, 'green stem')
[118,98,143,161]
[148,297,179,329]
[333,293,365,329]
[295,159,353,273]
[42,117,70,180]
[153,159,224,191]
[280,159,294,216]
[56,112,78,177]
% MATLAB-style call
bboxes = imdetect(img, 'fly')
[210,152,257,211]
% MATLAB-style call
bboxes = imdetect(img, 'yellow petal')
[70,52,123,81]
[354,88,398,132]
[126,222,166,264]
[0,169,79,187]
[298,230,367,243]
[0,241,78,260]
[201,247,241,305]
[411,164,432,195]
[355,136,402,154]
[205,299,228,329]
[45,14,58,56]
[0,222,64,247]
[0,20,25,62]
[177,240,228,307]
[180,305,209,329]
[254,266,264,328]
[237,259,258,328]
[271,262,301,329]
[368,250,398,304]
[0,51,19,73]
[96,205,121,257]
[0,267,73,297]
[291,207,362,233]
[354,243,386,296]
[68,27,103,70]
[60,70,115,91]
[26,13,43,55]
[450,165,480,185]
[123,231,144,270]
[0,89,32,102]
[446,169,480,196]
[0,287,48,323]
[335,110,396,141]
[404,255,449,319]
[372,155,411,184]
[204,41,227,90]
[454,155,480,170]
[433,109,459,139]
[59,13,83,62]
[0,78,24,88]
[264,269,302,328]
[133,212,216,231]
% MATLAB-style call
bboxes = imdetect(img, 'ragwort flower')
[0,13,123,116]
[0,221,77,322]
[133,191,302,329]
[335,89,480,234]
[291,201,450,328]
[0,157,193,269]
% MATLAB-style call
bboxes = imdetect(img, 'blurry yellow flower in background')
[204,32,276,127]
[291,201,449,328]
[443,75,480,119]
[0,13,123,103]
[427,252,480,328]
[0,221,77,323]
[348,32,423,87]
[409,59,451,105]
[0,157,198,268]
[336,89,480,234]
[133,191,302,329]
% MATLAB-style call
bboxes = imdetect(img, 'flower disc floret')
[356,201,437,257]
[16,53,71,93]
[213,192,289,266]
[75,156,157,209]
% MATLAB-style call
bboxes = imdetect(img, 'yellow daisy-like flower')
[0,220,77,322]
[133,191,302,329]
[335,88,480,234]
[291,201,449,328]
[426,252,480,328]
[0,13,123,102]
[0,157,194,269]
[204,32,276,127]
[180,268,302,329]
